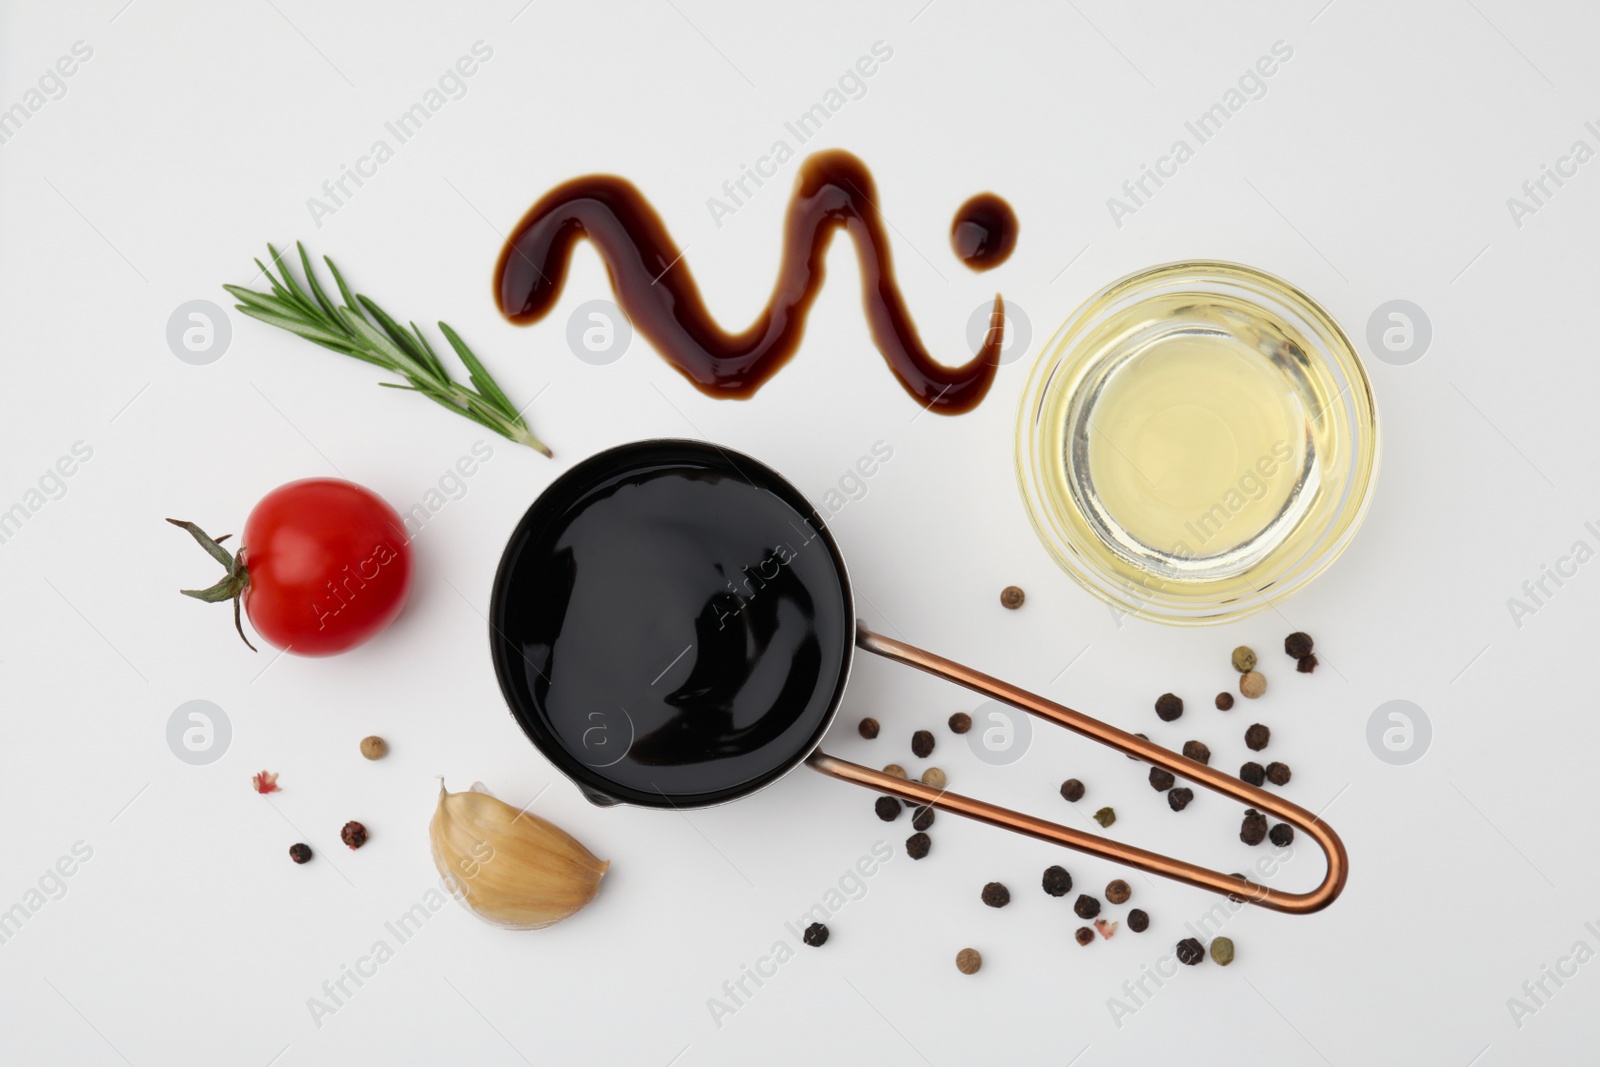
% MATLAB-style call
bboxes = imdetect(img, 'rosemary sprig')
[224,243,550,456]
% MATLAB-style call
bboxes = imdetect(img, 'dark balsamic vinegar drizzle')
[495,150,1007,413]
[950,193,1019,271]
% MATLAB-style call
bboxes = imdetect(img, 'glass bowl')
[1015,261,1379,625]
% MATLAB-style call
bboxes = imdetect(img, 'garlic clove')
[430,781,610,930]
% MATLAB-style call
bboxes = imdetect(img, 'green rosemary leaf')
[409,322,449,382]
[336,306,411,367]
[222,284,304,319]
[234,304,354,349]
[257,259,302,310]
[297,242,340,321]
[438,321,515,419]
[267,244,320,317]
[359,295,442,383]
[324,255,360,313]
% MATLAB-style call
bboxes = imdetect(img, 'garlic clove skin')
[430,782,609,930]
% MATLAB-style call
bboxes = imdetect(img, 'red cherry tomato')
[238,479,413,656]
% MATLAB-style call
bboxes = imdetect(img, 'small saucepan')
[488,439,1347,913]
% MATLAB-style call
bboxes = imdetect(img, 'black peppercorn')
[1182,740,1211,765]
[911,730,935,758]
[1074,894,1101,919]
[948,712,972,734]
[1042,865,1072,897]
[858,717,880,739]
[803,921,829,947]
[982,882,1011,908]
[1167,787,1194,812]
[1284,631,1314,660]
[1127,733,1148,760]
[1244,723,1271,751]
[875,796,901,822]
[1075,926,1095,946]
[1240,808,1268,846]
[906,832,931,860]
[1060,778,1085,803]
[340,821,368,850]
[1176,937,1205,966]
[1265,761,1292,786]
[1240,761,1265,786]
[1215,692,1234,711]
[288,842,312,864]
[1105,879,1131,905]
[1127,908,1149,933]
[1154,693,1184,722]
[912,806,935,831]
[1297,654,1319,674]
[1269,823,1295,847]
[1148,767,1175,791]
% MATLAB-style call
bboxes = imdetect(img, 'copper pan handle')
[805,625,1348,915]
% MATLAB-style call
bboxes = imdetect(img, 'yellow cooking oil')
[1043,291,1342,583]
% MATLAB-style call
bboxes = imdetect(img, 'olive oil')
[1039,291,1345,585]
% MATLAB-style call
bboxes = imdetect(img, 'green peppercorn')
[1093,806,1116,829]
[1209,936,1235,966]
[1231,646,1257,673]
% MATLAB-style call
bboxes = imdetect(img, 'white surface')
[2,1,1597,1064]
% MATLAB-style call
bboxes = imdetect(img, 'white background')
[2,1,1597,1064]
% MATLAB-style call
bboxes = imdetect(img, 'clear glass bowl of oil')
[1016,261,1379,625]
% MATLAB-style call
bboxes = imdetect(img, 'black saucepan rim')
[488,438,856,809]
